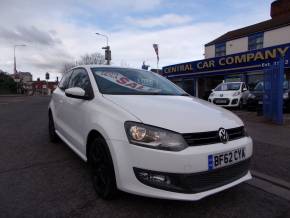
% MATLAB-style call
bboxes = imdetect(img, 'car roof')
[72,65,141,71]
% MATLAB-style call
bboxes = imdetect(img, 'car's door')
[53,70,73,134]
[62,68,94,154]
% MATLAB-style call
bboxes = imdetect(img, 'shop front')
[163,43,290,100]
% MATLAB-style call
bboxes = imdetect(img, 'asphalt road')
[0,96,289,218]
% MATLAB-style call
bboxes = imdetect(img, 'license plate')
[216,99,226,104]
[208,147,246,170]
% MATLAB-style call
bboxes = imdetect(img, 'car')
[48,65,253,201]
[246,81,290,112]
[208,82,249,108]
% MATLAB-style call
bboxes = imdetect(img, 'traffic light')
[102,46,111,64]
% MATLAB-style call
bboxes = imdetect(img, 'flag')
[153,44,159,62]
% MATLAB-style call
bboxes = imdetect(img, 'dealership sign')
[163,43,290,77]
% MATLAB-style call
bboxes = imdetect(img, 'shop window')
[183,79,194,95]
[215,43,226,57]
[172,80,184,89]
[248,33,264,51]
[225,76,241,82]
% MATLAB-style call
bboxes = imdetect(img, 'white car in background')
[48,66,253,201]
[208,82,249,108]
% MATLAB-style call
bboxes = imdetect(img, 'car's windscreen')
[91,67,188,95]
[254,81,289,91]
[254,82,264,91]
[283,81,289,90]
[214,83,241,91]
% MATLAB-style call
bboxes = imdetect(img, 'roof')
[205,14,290,46]
[73,65,142,71]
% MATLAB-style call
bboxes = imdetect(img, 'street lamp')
[96,32,108,47]
[96,32,111,65]
[14,44,26,74]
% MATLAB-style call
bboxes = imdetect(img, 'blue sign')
[163,43,290,78]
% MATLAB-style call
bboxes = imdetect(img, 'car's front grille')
[179,158,251,193]
[183,126,246,146]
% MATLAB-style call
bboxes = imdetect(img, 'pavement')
[234,110,290,183]
[0,96,289,218]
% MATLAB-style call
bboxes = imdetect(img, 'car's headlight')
[283,92,289,99]
[248,93,256,99]
[209,92,215,97]
[124,121,188,151]
[233,91,241,97]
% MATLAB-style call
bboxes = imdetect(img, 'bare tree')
[60,52,105,74]
[61,62,76,74]
[77,53,105,65]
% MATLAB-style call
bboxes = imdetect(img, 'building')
[11,71,33,83]
[10,71,33,94]
[33,80,58,96]
[162,0,290,99]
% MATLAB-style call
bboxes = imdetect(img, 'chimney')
[271,0,290,18]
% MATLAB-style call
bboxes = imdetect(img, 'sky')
[0,0,273,81]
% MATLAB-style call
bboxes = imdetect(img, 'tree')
[0,72,17,94]
[77,53,105,65]
[61,52,105,74]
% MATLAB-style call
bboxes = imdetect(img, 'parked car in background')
[246,81,290,111]
[48,65,253,201]
[208,82,249,108]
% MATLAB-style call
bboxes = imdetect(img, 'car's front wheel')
[88,137,117,200]
[48,112,60,143]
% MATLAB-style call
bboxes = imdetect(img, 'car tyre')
[239,99,244,110]
[88,137,117,200]
[48,112,60,143]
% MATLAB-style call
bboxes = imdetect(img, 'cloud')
[84,0,162,12]
[0,0,272,81]
[0,26,62,46]
[126,14,193,28]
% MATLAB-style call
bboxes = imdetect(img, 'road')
[0,96,289,218]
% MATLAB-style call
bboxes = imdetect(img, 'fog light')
[232,99,238,105]
[135,169,171,185]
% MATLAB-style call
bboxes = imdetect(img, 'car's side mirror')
[211,89,214,92]
[242,88,247,92]
[65,87,89,100]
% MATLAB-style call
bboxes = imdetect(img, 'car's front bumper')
[108,136,253,201]
[208,97,241,107]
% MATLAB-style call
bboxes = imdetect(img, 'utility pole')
[96,33,111,65]
[13,44,26,74]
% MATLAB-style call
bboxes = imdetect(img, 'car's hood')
[104,95,243,133]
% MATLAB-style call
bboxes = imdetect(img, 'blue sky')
[0,0,273,80]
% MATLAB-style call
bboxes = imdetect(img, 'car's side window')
[58,71,73,91]
[68,68,94,97]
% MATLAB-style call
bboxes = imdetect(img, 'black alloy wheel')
[48,112,60,143]
[88,137,117,200]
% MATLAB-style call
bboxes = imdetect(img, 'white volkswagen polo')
[48,65,253,201]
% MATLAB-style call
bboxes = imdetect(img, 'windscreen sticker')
[98,71,161,92]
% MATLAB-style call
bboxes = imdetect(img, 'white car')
[208,82,249,108]
[48,65,253,201]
